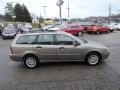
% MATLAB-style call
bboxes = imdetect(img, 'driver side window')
[56,35,75,45]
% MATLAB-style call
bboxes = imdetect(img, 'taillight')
[10,46,13,54]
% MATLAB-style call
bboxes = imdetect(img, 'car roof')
[13,31,73,44]
[13,31,84,45]
[17,31,71,36]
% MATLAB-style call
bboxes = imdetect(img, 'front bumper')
[102,49,110,60]
[2,35,15,39]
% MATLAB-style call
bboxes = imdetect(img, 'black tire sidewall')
[86,53,101,66]
[24,55,39,68]
[96,31,100,34]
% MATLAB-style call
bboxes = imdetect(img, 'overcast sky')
[0,0,120,19]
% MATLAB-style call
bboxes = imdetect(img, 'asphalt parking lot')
[0,31,120,90]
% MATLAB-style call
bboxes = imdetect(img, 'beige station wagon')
[10,31,109,68]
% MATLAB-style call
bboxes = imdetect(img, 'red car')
[87,25,110,34]
[60,24,85,36]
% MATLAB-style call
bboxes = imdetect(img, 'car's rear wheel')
[107,29,110,33]
[23,55,39,68]
[85,52,101,66]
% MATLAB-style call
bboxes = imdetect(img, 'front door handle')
[59,47,65,50]
[36,46,42,48]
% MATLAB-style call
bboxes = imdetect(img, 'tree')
[53,18,59,21]
[62,18,67,21]
[21,4,32,23]
[5,2,33,22]
[14,3,22,22]
[14,3,32,22]
[0,14,5,20]
[5,2,14,21]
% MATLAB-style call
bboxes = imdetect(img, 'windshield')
[74,36,88,44]
[81,38,88,44]
[21,27,29,31]
[3,28,16,33]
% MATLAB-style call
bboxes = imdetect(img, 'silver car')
[10,32,109,68]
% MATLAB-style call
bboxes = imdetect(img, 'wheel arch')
[84,51,102,61]
[22,53,39,62]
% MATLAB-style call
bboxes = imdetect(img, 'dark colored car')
[0,28,2,35]
[19,27,30,34]
[2,27,18,39]
[87,25,110,34]
[0,26,4,35]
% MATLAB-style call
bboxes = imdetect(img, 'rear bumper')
[9,54,23,62]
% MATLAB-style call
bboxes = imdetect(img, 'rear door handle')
[59,47,65,50]
[36,46,42,48]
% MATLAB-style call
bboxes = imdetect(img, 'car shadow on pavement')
[15,61,104,70]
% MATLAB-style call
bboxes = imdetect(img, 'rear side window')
[71,26,79,28]
[16,35,36,44]
[36,34,54,45]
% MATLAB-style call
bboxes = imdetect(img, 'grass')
[31,23,39,29]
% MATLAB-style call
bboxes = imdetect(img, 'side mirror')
[74,41,80,46]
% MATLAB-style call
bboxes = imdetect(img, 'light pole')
[59,5,62,23]
[109,2,111,24]
[42,6,47,19]
[67,0,70,21]
[56,0,64,24]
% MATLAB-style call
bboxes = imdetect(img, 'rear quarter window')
[16,35,36,44]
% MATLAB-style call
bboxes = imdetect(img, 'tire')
[109,29,113,32]
[23,55,39,69]
[77,32,82,36]
[85,52,101,66]
[96,31,100,34]
[88,32,91,34]
[107,30,110,33]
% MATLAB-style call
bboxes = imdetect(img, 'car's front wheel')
[110,30,114,32]
[85,52,101,66]
[77,32,82,36]
[96,30,100,34]
[24,55,39,68]
[107,29,110,33]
